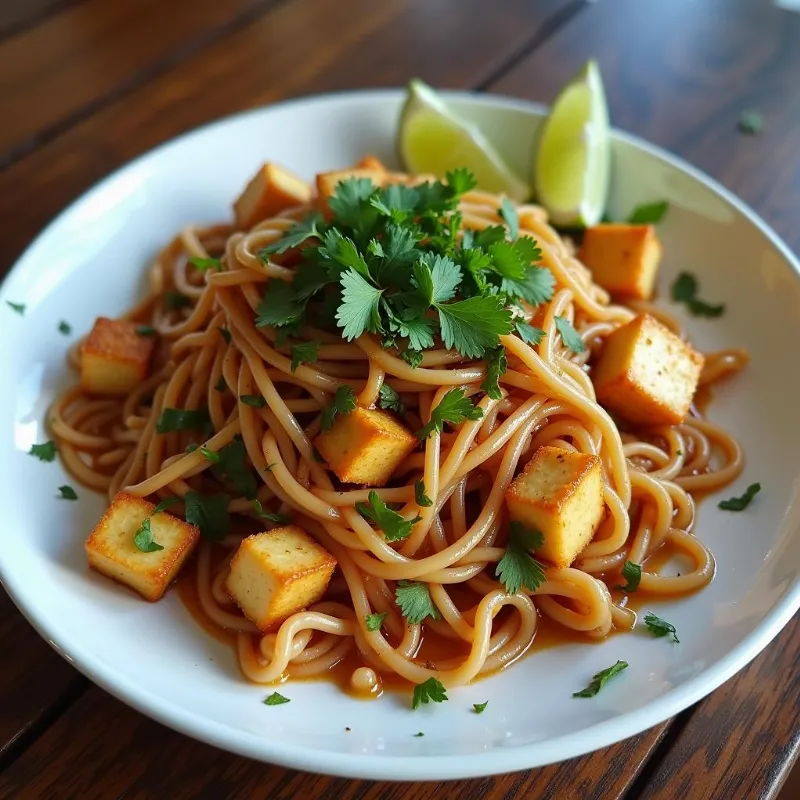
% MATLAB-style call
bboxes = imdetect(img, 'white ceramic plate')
[1,91,799,781]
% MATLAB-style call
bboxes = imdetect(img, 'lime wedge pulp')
[398,79,529,202]
[534,60,611,227]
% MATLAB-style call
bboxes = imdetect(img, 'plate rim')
[1,87,799,781]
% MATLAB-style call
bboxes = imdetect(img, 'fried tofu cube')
[225,526,336,631]
[355,154,387,171]
[593,313,704,427]
[505,446,604,568]
[234,163,312,229]
[314,406,417,486]
[315,168,385,216]
[81,317,156,395]
[579,224,662,300]
[85,492,200,602]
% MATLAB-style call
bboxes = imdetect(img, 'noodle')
[51,164,747,697]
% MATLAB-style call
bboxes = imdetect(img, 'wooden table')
[1,0,798,797]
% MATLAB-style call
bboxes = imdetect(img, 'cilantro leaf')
[252,498,291,525]
[496,522,546,594]
[416,388,483,440]
[415,479,433,508]
[391,310,436,351]
[156,408,212,435]
[256,280,306,328]
[356,490,419,542]
[6,301,25,315]
[199,446,220,463]
[58,320,72,335]
[474,225,507,249]
[214,376,227,393]
[488,241,526,280]
[378,382,405,416]
[515,321,545,346]
[499,198,519,240]
[29,441,57,462]
[502,265,555,306]
[320,229,371,279]
[412,677,448,710]
[328,178,378,235]
[616,560,642,592]
[217,326,231,344]
[436,295,513,358]
[481,347,507,400]
[337,269,383,340]
[414,731,425,737]
[365,612,388,632]
[738,109,763,135]
[395,581,441,624]
[153,497,180,514]
[402,348,424,369]
[573,661,629,698]
[413,253,462,305]
[189,256,222,272]
[263,692,290,706]
[718,482,761,511]
[446,167,477,196]
[136,325,157,337]
[290,340,320,372]
[240,395,266,408]
[215,437,258,499]
[671,272,725,318]
[260,213,323,256]
[627,201,669,225]
[643,613,680,643]
[554,316,586,353]
[184,491,230,541]
[58,485,78,500]
[472,701,489,714]
[132,517,163,553]
[321,385,357,431]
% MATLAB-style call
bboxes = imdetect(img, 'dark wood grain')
[636,614,800,800]
[0,0,280,165]
[491,0,800,253]
[0,686,667,800]
[0,0,71,41]
[0,0,576,275]
[0,591,85,765]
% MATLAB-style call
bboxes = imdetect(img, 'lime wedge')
[398,79,529,201]
[534,60,611,227]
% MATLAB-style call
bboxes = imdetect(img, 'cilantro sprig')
[356,490,420,542]
[573,660,629,698]
[416,388,483,440]
[412,677,448,710]
[496,522,547,595]
[671,272,725,318]
[254,171,554,362]
[395,581,441,625]
[718,482,761,511]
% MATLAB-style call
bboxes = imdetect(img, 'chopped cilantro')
[627,201,669,224]
[215,437,258,499]
[321,385,357,431]
[573,660,629,698]
[481,346,507,400]
[240,395,266,408]
[718,482,761,511]
[6,301,25,315]
[164,291,190,311]
[472,701,489,714]
[29,441,57,462]
[365,612,388,632]
[643,612,680,643]
[412,677,448,709]
[156,408,212,435]
[496,522,546,594]
[214,376,227,393]
[184,491,230,541]
[136,325,157,337]
[738,109,763,135]
[671,272,725,318]
[189,256,222,272]
[356,490,420,542]
[377,382,405,416]
[252,498,291,525]
[395,581,441,624]
[260,213,323,257]
[199,446,220,463]
[290,340,320,372]
[58,485,78,500]
[132,517,163,552]
[554,316,586,353]
[616,560,642,593]
[58,320,72,335]
[499,198,519,240]
[515,321,545,346]
[263,692,290,706]
[416,388,482,441]
[217,326,231,344]
[415,479,433,508]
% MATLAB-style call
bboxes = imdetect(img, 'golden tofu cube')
[234,163,312,229]
[579,224,662,300]
[355,154,387,171]
[314,406,417,486]
[505,446,605,568]
[593,313,704,427]
[315,168,385,216]
[85,492,200,602]
[225,526,336,632]
[81,317,156,396]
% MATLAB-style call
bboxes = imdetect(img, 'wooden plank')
[0,590,84,763]
[0,0,277,163]
[637,615,800,800]
[0,686,668,799]
[0,0,576,273]
[491,0,800,253]
[0,0,585,772]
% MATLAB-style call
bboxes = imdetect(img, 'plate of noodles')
[1,87,800,781]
